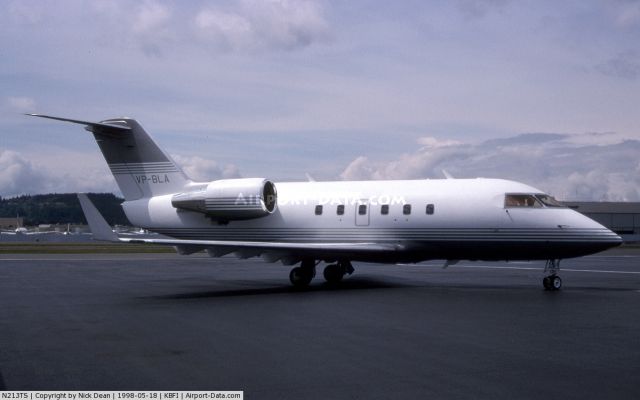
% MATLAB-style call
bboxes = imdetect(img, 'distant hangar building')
[564,202,640,243]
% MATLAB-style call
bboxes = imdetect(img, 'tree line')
[0,193,129,226]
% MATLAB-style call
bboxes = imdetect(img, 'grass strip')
[0,242,175,254]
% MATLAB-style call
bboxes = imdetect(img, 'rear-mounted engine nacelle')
[171,178,277,221]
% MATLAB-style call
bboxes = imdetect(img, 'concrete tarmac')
[0,250,639,399]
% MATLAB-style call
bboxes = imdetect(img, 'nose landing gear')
[543,259,562,291]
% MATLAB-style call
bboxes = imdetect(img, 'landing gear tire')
[543,275,562,291]
[323,264,345,284]
[289,259,316,288]
[543,259,562,291]
[289,267,313,287]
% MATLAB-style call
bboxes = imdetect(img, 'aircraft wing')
[117,236,399,252]
[77,194,401,259]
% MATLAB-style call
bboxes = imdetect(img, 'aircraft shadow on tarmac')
[147,277,413,300]
[141,274,634,301]
[142,278,569,301]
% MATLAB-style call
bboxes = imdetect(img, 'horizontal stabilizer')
[77,193,119,242]
[26,113,131,134]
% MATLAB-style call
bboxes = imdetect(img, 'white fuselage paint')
[121,178,621,263]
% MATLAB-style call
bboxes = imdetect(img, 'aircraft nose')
[610,230,623,246]
[569,210,623,252]
[604,230,623,248]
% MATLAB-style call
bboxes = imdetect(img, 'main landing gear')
[323,261,354,284]
[289,260,354,287]
[543,259,562,291]
[289,259,316,288]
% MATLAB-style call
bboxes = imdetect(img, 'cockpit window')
[504,194,543,208]
[535,194,566,208]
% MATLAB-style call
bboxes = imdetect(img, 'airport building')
[565,202,640,243]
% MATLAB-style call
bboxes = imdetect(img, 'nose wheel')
[543,275,562,290]
[543,260,562,291]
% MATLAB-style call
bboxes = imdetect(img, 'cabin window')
[337,205,345,215]
[358,204,367,215]
[535,195,566,208]
[426,204,434,215]
[315,205,323,215]
[504,194,543,208]
[403,204,412,215]
[381,204,389,215]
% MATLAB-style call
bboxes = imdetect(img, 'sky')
[1,0,639,201]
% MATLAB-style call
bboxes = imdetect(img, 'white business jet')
[28,114,622,290]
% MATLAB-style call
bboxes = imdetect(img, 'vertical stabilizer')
[93,118,190,200]
[28,114,191,200]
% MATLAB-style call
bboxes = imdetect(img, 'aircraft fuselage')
[122,178,621,263]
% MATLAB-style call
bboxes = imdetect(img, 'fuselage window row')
[314,204,436,216]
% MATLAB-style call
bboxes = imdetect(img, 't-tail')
[27,114,190,200]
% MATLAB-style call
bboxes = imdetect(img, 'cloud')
[614,1,640,27]
[55,0,329,57]
[195,9,254,51]
[0,147,243,198]
[171,155,241,182]
[0,149,52,197]
[194,0,330,52]
[339,133,640,201]
[130,0,174,57]
[417,137,464,149]
[0,148,119,198]
[6,96,36,112]
[596,51,640,80]
[133,0,171,34]
[339,156,377,182]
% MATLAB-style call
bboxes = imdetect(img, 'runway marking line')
[452,265,640,274]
